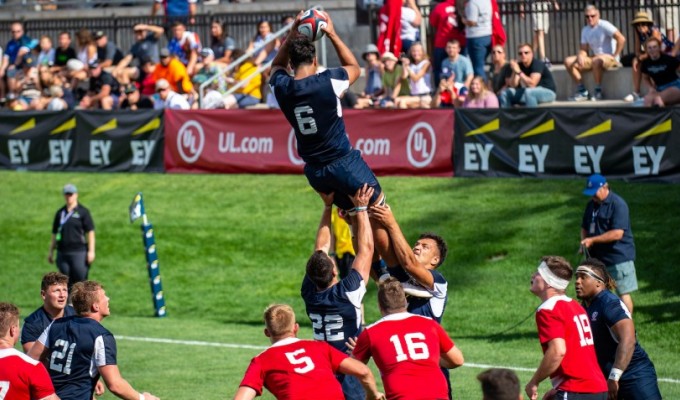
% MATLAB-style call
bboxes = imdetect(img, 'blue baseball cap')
[63,183,78,194]
[583,174,606,196]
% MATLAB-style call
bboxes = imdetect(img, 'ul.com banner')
[164,109,454,176]
[454,108,680,182]
[0,110,164,172]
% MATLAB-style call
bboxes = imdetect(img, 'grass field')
[1,171,679,399]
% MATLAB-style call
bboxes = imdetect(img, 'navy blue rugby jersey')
[21,305,76,345]
[387,265,448,324]
[270,68,353,165]
[301,268,366,353]
[38,316,117,400]
[585,290,653,379]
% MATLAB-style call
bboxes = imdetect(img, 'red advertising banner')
[164,109,454,176]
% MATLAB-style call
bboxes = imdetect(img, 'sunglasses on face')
[585,14,597,19]
[519,51,531,55]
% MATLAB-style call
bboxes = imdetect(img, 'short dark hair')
[446,39,460,47]
[478,368,521,400]
[541,255,573,281]
[378,277,407,313]
[419,232,448,267]
[288,35,316,69]
[579,258,617,291]
[41,272,69,291]
[0,302,20,337]
[306,250,335,288]
[172,20,185,29]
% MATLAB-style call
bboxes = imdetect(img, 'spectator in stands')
[378,51,408,108]
[478,368,522,400]
[168,20,201,76]
[75,29,98,70]
[210,19,236,64]
[462,0,492,79]
[154,78,189,109]
[462,75,498,108]
[430,0,466,85]
[280,15,295,37]
[520,0,559,66]
[152,0,197,26]
[624,11,675,103]
[2,22,37,99]
[489,44,511,95]
[641,37,680,107]
[119,84,153,110]
[395,42,432,108]
[37,36,55,67]
[441,39,473,89]
[564,5,626,101]
[5,92,27,110]
[139,57,159,96]
[224,48,262,109]
[113,23,164,85]
[500,43,556,107]
[94,31,124,72]
[13,53,41,107]
[52,31,77,73]
[401,0,423,54]
[432,70,467,108]
[152,48,193,94]
[247,19,279,67]
[355,43,383,109]
[193,48,226,91]
[46,85,68,111]
[80,61,120,110]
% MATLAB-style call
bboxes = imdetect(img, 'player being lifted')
[269,11,385,215]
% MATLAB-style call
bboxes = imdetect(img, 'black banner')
[454,108,680,182]
[0,110,164,172]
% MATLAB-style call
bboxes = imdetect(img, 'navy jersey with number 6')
[301,269,366,353]
[270,68,352,165]
[38,316,117,400]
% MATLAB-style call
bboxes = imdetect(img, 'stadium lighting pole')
[129,192,167,317]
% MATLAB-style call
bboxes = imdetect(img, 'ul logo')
[407,122,436,168]
[177,120,205,164]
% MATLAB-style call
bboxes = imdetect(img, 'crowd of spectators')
[2,0,680,111]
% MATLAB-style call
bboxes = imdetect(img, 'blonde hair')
[468,76,490,100]
[0,303,20,337]
[264,304,296,338]
[70,281,103,315]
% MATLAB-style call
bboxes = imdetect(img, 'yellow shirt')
[332,207,355,257]
[233,61,262,99]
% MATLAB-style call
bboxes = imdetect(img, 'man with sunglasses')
[564,5,626,101]
[48,184,95,290]
[499,43,556,107]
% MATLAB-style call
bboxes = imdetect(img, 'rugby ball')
[297,9,328,42]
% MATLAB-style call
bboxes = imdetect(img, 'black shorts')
[304,149,382,211]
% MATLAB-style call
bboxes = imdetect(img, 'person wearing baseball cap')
[48,184,96,291]
[580,174,638,314]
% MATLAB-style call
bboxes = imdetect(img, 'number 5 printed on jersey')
[285,348,316,374]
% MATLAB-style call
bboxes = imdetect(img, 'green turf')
[1,171,679,399]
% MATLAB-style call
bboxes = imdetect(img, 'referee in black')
[48,184,96,290]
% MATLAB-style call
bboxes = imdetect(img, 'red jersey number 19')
[573,314,594,347]
[389,332,429,362]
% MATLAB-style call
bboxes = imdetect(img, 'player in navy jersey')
[21,272,76,352]
[0,302,58,400]
[28,281,160,400]
[575,258,661,400]
[269,12,385,215]
[301,185,374,400]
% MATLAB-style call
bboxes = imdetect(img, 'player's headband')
[537,261,569,290]
[575,266,605,283]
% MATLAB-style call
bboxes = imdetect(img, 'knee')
[592,58,604,68]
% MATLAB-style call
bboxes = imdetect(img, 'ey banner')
[454,108,680,182]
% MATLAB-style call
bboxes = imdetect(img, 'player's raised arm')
[350,184,375,283]
[370,205,434,288]
[314,192,335,253]
[321,11,361,84]
[270,10,303,75]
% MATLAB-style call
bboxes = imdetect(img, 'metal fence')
[0,10,299,56]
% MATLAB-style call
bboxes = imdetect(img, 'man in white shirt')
[155,78,190,109]
[564,5,626,101]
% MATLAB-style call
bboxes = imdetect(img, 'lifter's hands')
[351,184,374,208]
[368,204,396,228]
[319,10,335,37]
[318,191,334,208]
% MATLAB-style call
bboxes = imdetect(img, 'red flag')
[491,0,507,47]
[377,0,402,55]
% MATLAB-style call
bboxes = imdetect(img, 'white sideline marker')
[116,335,680,384]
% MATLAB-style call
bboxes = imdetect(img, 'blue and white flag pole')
[129,193,167,317]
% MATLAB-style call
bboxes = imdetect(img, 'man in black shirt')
[52,31,77,71]
[80,61,121,109]
[499,43,556,107]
